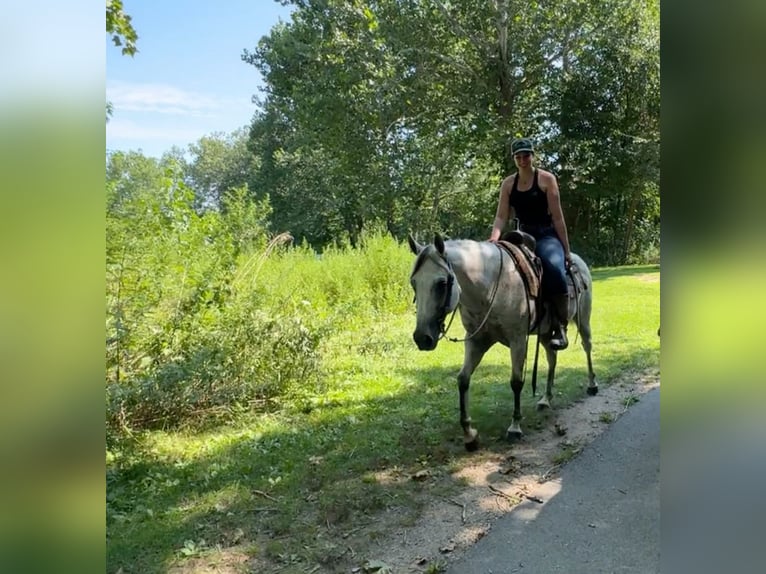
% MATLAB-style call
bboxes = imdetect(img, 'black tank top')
[509,169,552,227]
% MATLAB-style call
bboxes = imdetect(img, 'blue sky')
[106,1,293,158]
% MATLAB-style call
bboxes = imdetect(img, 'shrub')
[105,157,323,443]
[106,155,417,443]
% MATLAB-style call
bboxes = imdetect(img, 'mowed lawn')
[106,264,659,573]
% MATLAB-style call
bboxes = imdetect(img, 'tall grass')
[106,206,414,443]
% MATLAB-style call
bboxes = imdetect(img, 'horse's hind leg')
[458,338,491,451]
[506,342,528,441]
[576,297,598,395]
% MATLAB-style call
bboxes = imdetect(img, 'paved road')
[447,387,659,574]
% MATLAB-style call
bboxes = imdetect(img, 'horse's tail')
[567,257,591,346]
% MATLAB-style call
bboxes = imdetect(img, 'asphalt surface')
[447,387,659,574]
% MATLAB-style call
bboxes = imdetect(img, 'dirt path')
[352,368,660,573]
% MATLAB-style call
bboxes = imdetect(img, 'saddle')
[497,233,542,298]
[499,230,587,330]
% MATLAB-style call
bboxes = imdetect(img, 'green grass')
[552,443,583,466]
[106,263,659,573]
[599,412,615,424]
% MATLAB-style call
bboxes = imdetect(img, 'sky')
[106,1,294,158]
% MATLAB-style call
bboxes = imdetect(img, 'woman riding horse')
[489,137,572,350]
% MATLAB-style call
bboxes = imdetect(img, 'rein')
[440,243,504,343]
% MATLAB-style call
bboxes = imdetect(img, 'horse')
[407,233,597,451]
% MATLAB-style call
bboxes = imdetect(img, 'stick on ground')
[441,496,467,524]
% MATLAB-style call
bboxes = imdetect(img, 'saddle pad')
[497,240,541,298]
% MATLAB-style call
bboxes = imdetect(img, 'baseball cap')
[511,137,535,155]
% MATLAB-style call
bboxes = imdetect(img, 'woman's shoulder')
[536,168,557,181]
[535,168,558,190]
[501,173,518,191]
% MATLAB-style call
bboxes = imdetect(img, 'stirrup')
[549,328,568,350]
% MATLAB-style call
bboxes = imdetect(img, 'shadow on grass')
[107,334,659,574]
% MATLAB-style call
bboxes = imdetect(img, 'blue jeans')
[524,226,567,298]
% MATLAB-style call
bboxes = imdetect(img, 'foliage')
[186,128,257,211]
[243,0,660,265]
[106,151,318,442]
[106,0,139,56]
[106,152,416,442]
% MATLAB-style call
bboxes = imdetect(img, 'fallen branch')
[253,489,278,502]
[539,465,560,483]
[441,496,466,524]
[342,526,363,539]
[488,484,519,504]
[623,396,639,412]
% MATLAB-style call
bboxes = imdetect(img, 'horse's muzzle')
[413,330,437,351]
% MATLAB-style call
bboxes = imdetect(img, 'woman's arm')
[542,172,571,259]
[489,176,513,241]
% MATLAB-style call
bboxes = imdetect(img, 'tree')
[552,0,660,263]
[243,0,659,263]
[106,0,138,56]
[106,0,139,121]
[185,128,256,212]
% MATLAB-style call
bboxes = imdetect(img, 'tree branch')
[432,0,488,54]
[396,48,483,81]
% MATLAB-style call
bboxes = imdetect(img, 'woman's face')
[514,151,533,169]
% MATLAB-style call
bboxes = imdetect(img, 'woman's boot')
[549,293,569,350]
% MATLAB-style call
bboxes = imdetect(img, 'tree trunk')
[496,0,515,175]
[622,184,641,262]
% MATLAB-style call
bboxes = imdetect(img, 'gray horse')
[408,233,596,451]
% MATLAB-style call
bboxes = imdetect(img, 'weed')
[599,412,615,424]
[425,559,448,573]
[553,443,582,466]
[624,395,640,409]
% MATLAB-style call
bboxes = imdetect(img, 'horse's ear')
[434,233,445,255]
[407,234,423,255]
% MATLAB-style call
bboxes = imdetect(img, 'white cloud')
[106,81,245,117]
[106,82,256,156]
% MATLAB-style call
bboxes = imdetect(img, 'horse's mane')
[411,239,484,277]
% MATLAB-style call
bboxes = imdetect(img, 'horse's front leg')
[537,345,557,410]
[458,338,491,451]
[506,342,528,441]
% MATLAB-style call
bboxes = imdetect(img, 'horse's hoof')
[506,429,524,443]
[587,386,599,396]
[464,438,480,452]
[537,401,550,411]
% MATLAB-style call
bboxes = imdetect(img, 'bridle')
[412,244,505,343]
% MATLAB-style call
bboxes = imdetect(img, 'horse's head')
[407,233,461,351]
